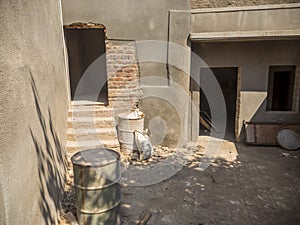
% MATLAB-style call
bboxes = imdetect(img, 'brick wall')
[106,40,143,114]
[190,0,300,9]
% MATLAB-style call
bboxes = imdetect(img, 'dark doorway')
[267,66,296,111]
[64,24,108,104]
[199,67,238,140]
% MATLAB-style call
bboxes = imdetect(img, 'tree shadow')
[29,74,67,225]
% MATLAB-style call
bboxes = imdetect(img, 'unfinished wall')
[61,0,192,146]
[191,0,300,9]
[62,0,189,41]
[0,0,68,224]
[106,40,142,114]
[191,3,300,35]
[192,40,300,139]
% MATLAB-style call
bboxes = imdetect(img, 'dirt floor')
[60,137,300,225]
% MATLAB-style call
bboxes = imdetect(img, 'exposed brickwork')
[190,0,300,9]
[106,40,142,114]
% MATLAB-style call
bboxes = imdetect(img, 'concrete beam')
[190,30,300,42]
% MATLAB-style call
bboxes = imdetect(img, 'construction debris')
[66,212,79,225]
[199,111,219,132]
[138,211,152,225]
[64,22,106,30]
[120,146,175,166]
[59,154,76,225]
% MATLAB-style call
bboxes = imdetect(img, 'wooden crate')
[244,121,300,145]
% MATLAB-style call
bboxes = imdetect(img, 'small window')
[267,66,296,111]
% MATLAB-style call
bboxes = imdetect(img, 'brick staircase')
[66,103,120,154]
[66,40,142,155]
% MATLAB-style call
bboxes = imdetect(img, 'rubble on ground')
[59,156,76,225]
[119,145,176,166]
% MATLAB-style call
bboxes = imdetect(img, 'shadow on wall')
[29,74,67,225]
[0,179,6,224]
[246,92,300,123]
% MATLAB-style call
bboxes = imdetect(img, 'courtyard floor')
[60,136,300,225]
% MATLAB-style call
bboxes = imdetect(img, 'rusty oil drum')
[71,148,121,225]
[117,113,144,153]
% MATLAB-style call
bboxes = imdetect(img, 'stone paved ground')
[121,138,300,225]
[60,137,300,225]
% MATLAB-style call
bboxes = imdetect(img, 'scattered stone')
[160,214,176,224]
[66,212,78,225]
[185,188,193,194]
[281,152,290,157]
[183,196,195,204]
[244,199,256,206]
[257,194,264,201]
[149,207,158,213]
[210,175,216,184]
[119,145,175,167]
[229,200,240,205]
[138,211,152,225]
[59,156,77,225]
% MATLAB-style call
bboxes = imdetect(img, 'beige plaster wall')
[61,0,192,146]
[0,0,69,224]
[192,40,300,139]
[191,3,300,34]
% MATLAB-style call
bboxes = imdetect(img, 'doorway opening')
[267,65,296,111]
[199,67,239,141]
[64,23,108,104]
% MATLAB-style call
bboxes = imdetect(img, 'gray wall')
[0,0,68,224]
[192,40,300,139]
[191,3,300,34]
[62,0,189,40]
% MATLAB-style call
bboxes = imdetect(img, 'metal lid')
[118,112,144,120]
[71,148,120,167]
[276,129,300,150]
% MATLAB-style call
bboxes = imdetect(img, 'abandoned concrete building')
[0,0,300,224]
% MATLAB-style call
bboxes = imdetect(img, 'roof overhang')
[190,30,300,42]
[190,3,300,42]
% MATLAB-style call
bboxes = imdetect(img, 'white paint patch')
[149,20,155,30]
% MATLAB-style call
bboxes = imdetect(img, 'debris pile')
[59,155,77,225]
[120,145,175,166]
[64,22,106,30]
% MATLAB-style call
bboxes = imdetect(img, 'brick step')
[67,117,116,129]
[67,139,120,153]
[68,106,115,117]
[70,101,106,106]
[67,128,118,141]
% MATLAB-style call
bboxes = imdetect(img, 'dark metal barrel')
[71,148,121,225]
